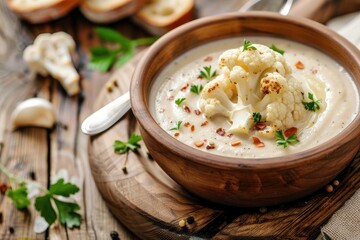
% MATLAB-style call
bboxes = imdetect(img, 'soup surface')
[150,37,359,158]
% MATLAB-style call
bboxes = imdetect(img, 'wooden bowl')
[130,12,360,207]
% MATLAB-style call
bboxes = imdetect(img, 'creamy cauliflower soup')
[150,37,359,158]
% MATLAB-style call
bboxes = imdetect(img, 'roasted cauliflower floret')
[199,42,313,137]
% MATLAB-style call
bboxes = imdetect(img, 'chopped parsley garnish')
[253,112,262,123]
[270,44,285,55]
[6,183,31,209]
[175,98,186,106]
[170,121,182,131]
[113,134,142,153]
[242,39,257,52]
[275,130,299,148]
[302,92,321,112]
[199,66,217,80]
[190,84,203,95]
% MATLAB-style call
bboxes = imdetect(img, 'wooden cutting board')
[88,50,360,240]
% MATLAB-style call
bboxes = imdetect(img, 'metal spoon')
[239,0,294,15]
[81,0,295,136]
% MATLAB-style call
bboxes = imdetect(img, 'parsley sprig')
[0,163,81,229]
[199,66,217,80]
[170,121,182,131]
[275,130,299,148]
[90,27,157,72]
[242,39,257,52]
[270,44,285,55]
[253,112,262,123]
[175,98,186,106]
[302,92,321,112]
[113,134,142,154]
[190,84,203,95]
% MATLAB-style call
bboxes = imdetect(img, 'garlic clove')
[11,98,56,129]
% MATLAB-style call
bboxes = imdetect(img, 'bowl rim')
[131,11,360,169]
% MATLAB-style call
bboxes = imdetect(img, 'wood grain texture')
[89,50,360,239]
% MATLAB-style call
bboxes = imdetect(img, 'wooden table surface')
[0,1,251,239]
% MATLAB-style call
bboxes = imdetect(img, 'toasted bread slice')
[132,0,195,36]
[80,0,148,23]
[6,0,80,23]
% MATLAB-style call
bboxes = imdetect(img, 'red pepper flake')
[194,109,201,115]
[191,125,195,132]
[203,56,213,62]
[284,127,298,138]
[181,83,189,91]
[184,122,191,127]
[206,142,216,150]
[0,181,11,194]
[216,128,226,136]
[311,69,318,74]
[252,136,265,148]
[295,61,304,69]
[168,96,174,100]
[174,132,180,137]
[254,122,267,130]
[194,141,204,147]
[231,140,241,147]
[201,121,208,126]
[183,105,191,113]
[227,133,233,138]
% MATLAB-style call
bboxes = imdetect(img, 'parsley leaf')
[302,92,321,111]
[49,179,80,197]
[175,98,186,106]
[113,134,142,154]
[253,112,262,123]
[6,185,31,209]
[35,179,81,228]
[53,198,81,228]
[90,27,157,72]
[243,39,257,52]
[170,121,182,131]
[270,44,285,55]
[199,66,217,80]
[275,130,299,148]
[190,84,203,95]
[35,194,57,226]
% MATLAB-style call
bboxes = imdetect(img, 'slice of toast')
[6,0,80,24]
[132,0,195,36]
[80,0,148,23]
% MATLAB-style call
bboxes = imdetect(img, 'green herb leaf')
[321,232,332,240]
[270,44,285,55]
[95,27,131,47]
[90,27,157,72]
[275,130,299,148]
[199,66,217,80]
[35,194,57,226]
[190,84,203,95]
[243,39,257,52]
[175,98,186,106]
[6,185,31,209]
[170,121,182,131]
[53,198,81,228]
[113,134,142,154]
[302,92,321,111]
[89,52,117,72]
[49,179,80,197]
[253,112,262,123]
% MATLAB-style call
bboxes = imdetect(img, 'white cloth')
[319,13,360,240]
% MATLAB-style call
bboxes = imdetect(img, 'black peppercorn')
[110,230,120,240]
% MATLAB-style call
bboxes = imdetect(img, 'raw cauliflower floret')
[199,43,310,137]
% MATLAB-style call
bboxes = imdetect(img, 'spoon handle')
[81,91,131,136]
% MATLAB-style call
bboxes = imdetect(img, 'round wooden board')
[88,51,360,240]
